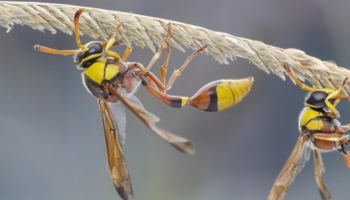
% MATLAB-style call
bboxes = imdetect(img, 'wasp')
[268,63,350,200]
[33,8,253,200]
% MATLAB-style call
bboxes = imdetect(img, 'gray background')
[0,0,350,200]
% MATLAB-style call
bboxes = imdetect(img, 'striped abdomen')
[189,77,254,112]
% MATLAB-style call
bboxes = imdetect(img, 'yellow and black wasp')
[34,8,254,200]
[268,63,350,200]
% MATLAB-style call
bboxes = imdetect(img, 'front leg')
[312,133,350,161]
[313,150,332,200]
[335,123,350,133]
[339,145,350,172]
[312,133,348,144]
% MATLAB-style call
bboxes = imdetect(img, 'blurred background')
[0,0,350,200]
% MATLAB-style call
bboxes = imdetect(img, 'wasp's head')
[75,42,104,69]
[305,90,335,108]
[305,88,349,114]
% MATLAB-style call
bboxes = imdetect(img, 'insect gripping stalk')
[33,7,255,200]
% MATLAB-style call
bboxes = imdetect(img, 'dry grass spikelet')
[0,1,349,92]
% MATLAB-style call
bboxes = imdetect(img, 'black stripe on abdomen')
[170,98,183,108]
[205,86,218,112]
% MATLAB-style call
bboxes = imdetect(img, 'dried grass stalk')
[0,1,349,91]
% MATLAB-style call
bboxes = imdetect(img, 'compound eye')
[76,42,104,68]
[306,91,328,107]
[83,43,103,59]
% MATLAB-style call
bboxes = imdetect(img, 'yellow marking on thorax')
[305,119,324,131]
[299,107,324,130]
[83,61,119,84]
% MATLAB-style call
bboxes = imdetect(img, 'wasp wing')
[106,85,195,155]
[268,135,310,200]
[313,149,332,200]
[109,93,160,147]
[340,150,350,172]
[124,93,160,122]
[98,100,133,200]
[108,102,127,147]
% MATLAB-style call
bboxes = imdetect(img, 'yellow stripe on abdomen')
[216,81,235,111]
[217,78,254,111]
[189,77,253,112]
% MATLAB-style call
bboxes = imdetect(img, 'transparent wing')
[108,92,161,147]
[108,102,127,147]
[98,100,133,200]
[106,84,195,155]
[296,139,311,175]
[120,88,159,122]
[268,135,310,200]
[126,93,160,122]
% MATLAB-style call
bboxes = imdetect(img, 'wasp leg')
[142,72,190,108]
[341,152,350,171]
[313,150,332,200]
[103,42,124,62]
[339,145,350,172]
[334,124,350,133]
[325,78,349,118]
[129,62,190,107]
[325,90,341,118]
[145,23,172,72]
[129,63,166,91]
[130,62,253,111]
[142,45,206,93]
[163,45,207,92]
[312,133,348,143]
[104,22,124,61]
[160,42,170,93]
[141,70,253,112]
[122,46,132,61]
[283,63,314,92]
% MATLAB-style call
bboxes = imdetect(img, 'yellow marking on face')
[81,53,102,64]
[83,61,119,84]
[79,41,104,65]
[306,103,323,108]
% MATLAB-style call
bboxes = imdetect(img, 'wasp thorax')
[75,42,104,69]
